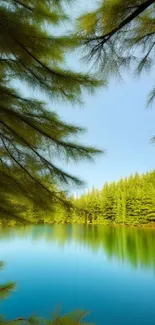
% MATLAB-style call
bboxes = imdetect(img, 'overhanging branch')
[86,0,155,53]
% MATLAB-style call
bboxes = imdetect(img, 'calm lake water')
[1,224,155,325]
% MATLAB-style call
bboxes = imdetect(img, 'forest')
[71,170,155,226]
[2,170,155,227]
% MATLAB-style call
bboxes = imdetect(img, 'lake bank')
[1,218,155,229]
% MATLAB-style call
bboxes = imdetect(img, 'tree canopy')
[76,0,155,104]
[0,0,103,222]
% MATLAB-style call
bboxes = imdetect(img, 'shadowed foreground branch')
[0,0,103,223]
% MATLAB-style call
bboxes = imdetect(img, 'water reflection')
[0,224,155,270]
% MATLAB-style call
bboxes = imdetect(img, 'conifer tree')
[0,0,103,222]
[76,0,155,104]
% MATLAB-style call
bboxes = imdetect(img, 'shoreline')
[1,220,155,230]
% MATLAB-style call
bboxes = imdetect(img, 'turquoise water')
[1,225,155,325]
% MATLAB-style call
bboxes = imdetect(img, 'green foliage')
[0,262,15,300]
[0,282,16,300]
[71,170,155,226]
[0,262,4,270]
[76,0,155,104]
[0,0,103,222]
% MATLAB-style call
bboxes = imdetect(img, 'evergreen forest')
[71,170,155,227]
[2,170,155,227]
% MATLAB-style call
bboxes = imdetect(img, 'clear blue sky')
[54,70,155,193]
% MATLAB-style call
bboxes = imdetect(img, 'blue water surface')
[0,224,155,325]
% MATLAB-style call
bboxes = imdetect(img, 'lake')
[1,224,155,325]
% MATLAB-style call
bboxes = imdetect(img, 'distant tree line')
[1,170,155,227]
[71,170,155,226]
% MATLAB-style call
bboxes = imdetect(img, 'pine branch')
[0,135,52,194]
[0,133,74,209]
[136,41,155,74]
[0,119,83,185]
[1,105,101,159]
[7,318,31,324]
[12,0,33,12]
[86,0,155,54]
[0,0,103,221]
[0,282,16,299]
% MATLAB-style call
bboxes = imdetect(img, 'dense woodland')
[71,170,155,226]
[1,170,155,227]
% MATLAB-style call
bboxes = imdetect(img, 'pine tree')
[103,182,116,221]
[0,0,103,222]
[113,184,122,223]
[76,0,155,104]
[84,188,101,223]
